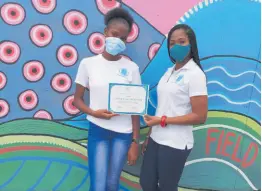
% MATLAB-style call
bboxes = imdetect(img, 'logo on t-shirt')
[176,74,184,83]
[119,68,129,77]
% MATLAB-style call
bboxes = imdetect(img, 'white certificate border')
[108,83,149,115]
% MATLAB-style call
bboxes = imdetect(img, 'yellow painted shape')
[121,171,139,183]
[208,111,260,135]
[0,135,87,156]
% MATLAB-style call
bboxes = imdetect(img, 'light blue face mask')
[105,37,126,56]
[169,44,191,63]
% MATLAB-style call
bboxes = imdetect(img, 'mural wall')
[0,0,260,191]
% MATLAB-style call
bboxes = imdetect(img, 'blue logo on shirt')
[176,75,184,83]
[119,68,128,77]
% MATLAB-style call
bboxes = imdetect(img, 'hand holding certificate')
[108,83,149,115]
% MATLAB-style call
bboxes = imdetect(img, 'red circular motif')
[18,90,38,111]
[0,99,9,118]
[31,0,56,14]
[96,0,121,14]
[51,73,72,93]
[30,24,53,47]
[34,109,52,120]
[0,72,7,90]
[148,43,161,60]
[63,10,88,35]
[57,45,78,67]
[63,95,80,115]
[23,60,45,82]
[127,23,139,43]
[88,32,105,54]
[1,3,25,25]
[0,41,20,64]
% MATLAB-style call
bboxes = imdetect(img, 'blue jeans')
[88,122,132,191]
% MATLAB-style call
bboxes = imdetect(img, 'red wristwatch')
[160,116,167,128]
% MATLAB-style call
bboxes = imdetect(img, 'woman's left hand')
[127,143,139,166]
[143,115,161,127]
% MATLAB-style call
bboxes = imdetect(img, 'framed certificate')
[108,83,149,115]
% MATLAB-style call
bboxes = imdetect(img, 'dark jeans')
[88,122,132,191]
[140,138,191,191]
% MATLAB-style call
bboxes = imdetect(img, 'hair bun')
[104,8,134,31]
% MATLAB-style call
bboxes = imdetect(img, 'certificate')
[108,83,149,115]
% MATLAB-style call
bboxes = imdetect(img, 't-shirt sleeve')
[132,67,142,85]
[189,71,207,97]
[75,59,89,88]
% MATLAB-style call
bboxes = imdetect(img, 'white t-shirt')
[150,59,207,150]
[75,54,141,133]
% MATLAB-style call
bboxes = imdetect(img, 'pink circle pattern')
[127,23,139,43]
[0,99,9,118]
[0,41,21,64]
[96,0,121,14]
[0,72,7,90]
[0,2,150,119]
[51,73,72,93]
[0,3,26,25]
[63,10,88,35]
[88,32,105,54]
[18,90,38,111]
[23,60,45,82]
[30,24,53,47]
[57,45,78,67]
[63,95,80,116]
[148,43,161,60]
[31,0,56,14]
[34,109,52,120]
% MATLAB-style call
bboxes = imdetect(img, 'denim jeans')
[88,122,132,191]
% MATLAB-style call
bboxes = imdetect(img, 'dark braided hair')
[104,8,134,32]
[167,24,203,71]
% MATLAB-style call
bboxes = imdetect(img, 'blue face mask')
[169,44,191,63]
[105,37,126,56]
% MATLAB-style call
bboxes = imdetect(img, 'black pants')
[140,138,191,191]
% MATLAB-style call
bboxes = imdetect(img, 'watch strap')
[132,138,139,144]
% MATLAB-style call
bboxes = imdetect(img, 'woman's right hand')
[91,109,119,120]
[141,137,149,155]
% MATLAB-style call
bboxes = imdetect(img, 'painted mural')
[0,0,260,191]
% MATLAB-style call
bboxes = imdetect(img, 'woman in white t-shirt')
[140,24,208,191]
[74,8,141,191]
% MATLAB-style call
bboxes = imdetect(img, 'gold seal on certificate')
[108,83,149,115]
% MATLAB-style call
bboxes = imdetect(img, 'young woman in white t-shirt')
[74,8,141,191]
[140,24,208,191]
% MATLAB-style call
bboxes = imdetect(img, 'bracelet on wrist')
[160,116,167,128]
